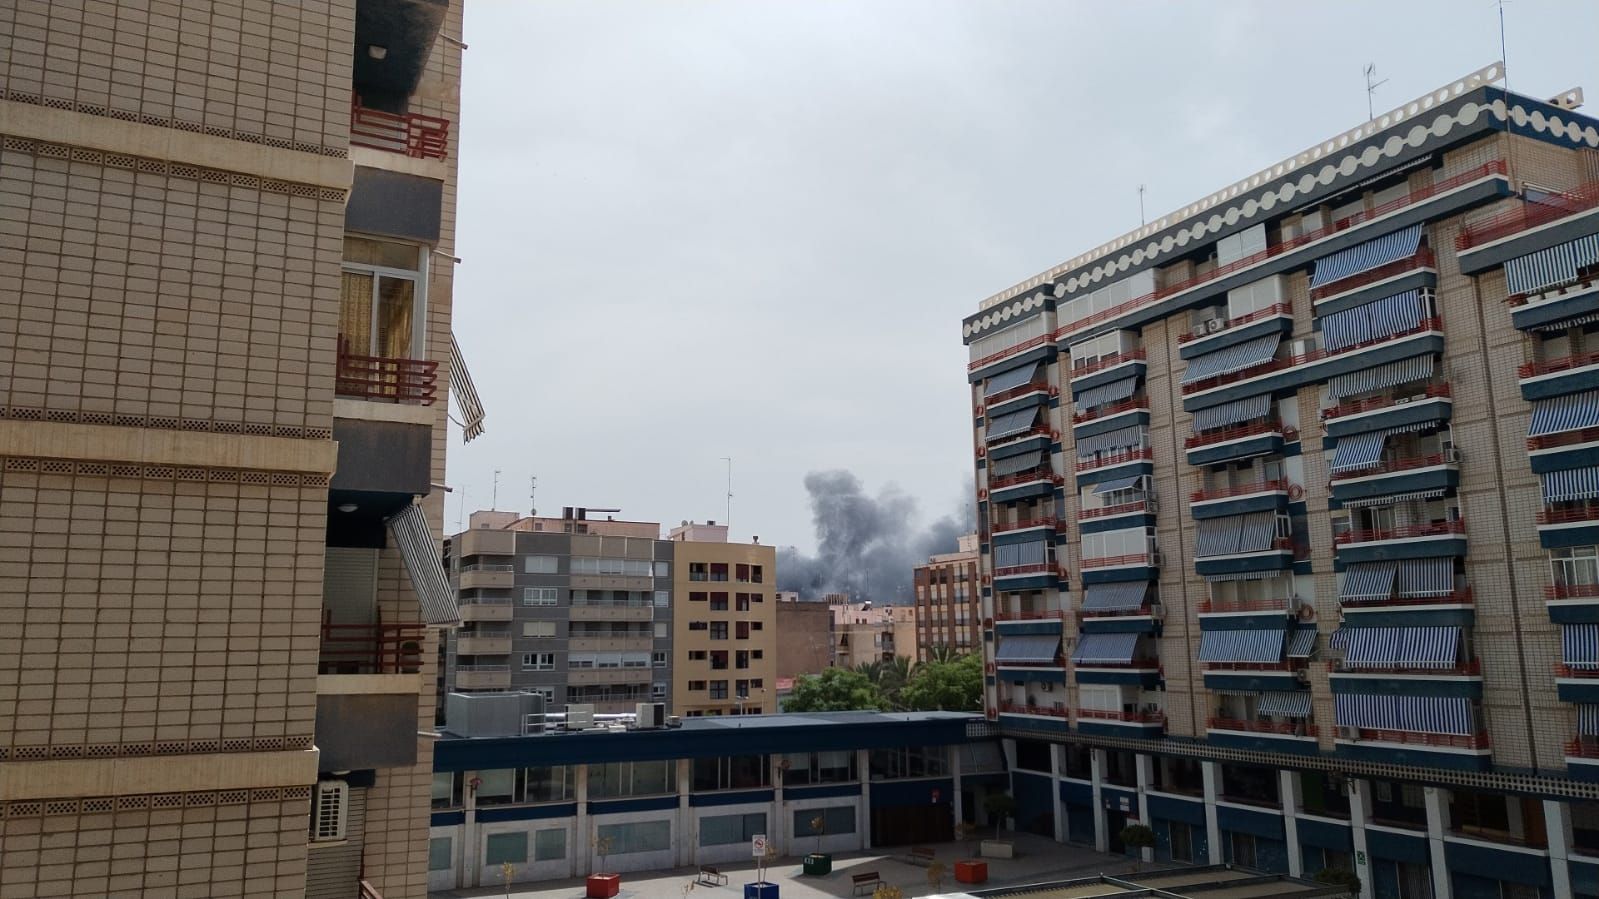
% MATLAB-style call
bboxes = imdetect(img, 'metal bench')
[906,847,936,866]
[698,865,728,886]
[852,872,883,895]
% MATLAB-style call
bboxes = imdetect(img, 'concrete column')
[678,758,694,867]
[1347,779,1374,899]
[1090,749,1108,853]
[951,744,966,828]
[1050,745,1065,843]
[1279,769,1303,877]
[1201,761,1222,865]
[1546,799,1574,899]
[858,748,872,851]
[1135,753,1154,863]
[773,757,787,856]
[463,770,479,887]
[1423,786,1454,899]
[575,763,590,877]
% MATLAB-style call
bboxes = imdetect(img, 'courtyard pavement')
[432,833,1153,899]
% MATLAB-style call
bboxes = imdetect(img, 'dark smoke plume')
[777,470,971,604]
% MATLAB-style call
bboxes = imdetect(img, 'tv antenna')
[1363,63,1388,121]
[529,476,538,517]
[720,457,733,528]
[491,468,501,510]
[1137,184,1146,226]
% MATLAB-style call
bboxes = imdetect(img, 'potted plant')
[1314,867,1362,896]
[586,832,619,898]
[745,840,780,899]
[926,861,947,893]
[1119,824,1156,864]
[801,814,831,875]
[873,886,903,899]
[979,793,1017,859]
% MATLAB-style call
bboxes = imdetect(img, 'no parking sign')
[752,834,768,857]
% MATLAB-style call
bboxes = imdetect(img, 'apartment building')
[445,509,674,714]
[913,534,981,660]
[0,1,475,897]
[963,63,1599,897]
[669,522,779,716]
[776,594,835,681]
[832,600,918,670]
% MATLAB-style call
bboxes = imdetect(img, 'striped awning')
[1340,562,1398,600]
[995,634,1061,664]
[987,407,1041,441]
[1505,233,1599,296]
[1257,691,1313,717]
[1081,581,1149,612]
[1076,375,1138,411]
[1327,353,1435,399]
[1329,430,1389,473]
[1338,626,1459,669]
[1286,625,1318,658]
[1072,632,1139,665]
[1198,628,1286,664]
[1204,569,1281,583]
[1192,394,1272,432]
[993,540,1048,569]
[1544,466,1599,503]
[1310,224,1423,289]
[1319,290,1428,351]
[387,503,461,627]
[1528,310,1599,333]
[1092,474,1144,494]
[449,333,487,442]
[1180,333,1281,385]
[1195,511,1278,557]
[985,362,1042,397]
[1076,424,1145,458]
[1563,624,1599,669]
[1333,693,1472,736]
[1396,558,1456,598]
[991,450,1045,477]
[1528,390,1599,438]
[1340,489,1447,509]
[1581,705,1599,737]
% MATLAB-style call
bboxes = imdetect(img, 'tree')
[923,644,958,666]
[899,653,983,711]
[982,792,1017,840]
[880,656,914,703]
[852,660,884,686]
[784,667,886,712]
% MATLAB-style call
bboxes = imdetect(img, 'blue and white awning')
[987,407,1042,441]
[1340,489,1447,509]
[1286,625,1318,658]
[1505,233,1599,296]
[1563,624,1599,669]
[1198,628,1286,664]
[1329,430,1389,473]
[1081,581,1149,612]
[1543,466,1599,503]
[992,540,1048,569]
[995,634,1061,665]
[1337,626,1460,669]
[1194,511,1278,557]
[1319,290,1428,351]
[1204,569,1281,583]
[1192,394,1272,433]
[1333,693,1472,736]
[1075,375,1139,412]
[985,363,1042,398]
[1340,562,1398,600]
[388,503,461,626]
[1327,354,1436,399]
[1257,691,1313,717]
[1395,558,1456,598]
[1092,474,1144,495]
[1581,705,1599,737]
[1076,425,1146,459]
[1529,390,1599,438]
[1072,632,1139,665]
[1311,224,1423,289]
[990,450,1045,477]
[1180,334,1281,385]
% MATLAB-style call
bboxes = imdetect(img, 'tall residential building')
[0,1,474,897]
[964,63,1599,896]
[913,534,981,660]
[776,594,836,684]
[831,600,917,670]
[670,522,779,716]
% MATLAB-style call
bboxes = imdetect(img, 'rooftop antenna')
[1363,63,1388,121]
[1495,0,1518,187]
[456,487,468,533]
[491,468,501,510]
[1137,184,1146,226]
[529,475,538,517]
[720,457,733,529]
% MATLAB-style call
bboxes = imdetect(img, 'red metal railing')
[1207,718,1319,737]
[1080,552,1157,569]
[997,701,1069,718]
[992,609,1065,622]
[319,611,427,675]
[1509,275,1599,307]
[1331,659,1481,676]
[988,468,1060,490]
[1190,480,1287,503]
[989,426,1056,446]
[1538,503,1599,525]
[1070,349,1147,379]
[336,336,439,404]
[1049,161,1506,343]
[1340,587,1473,607]
[1179,304,1292,345]
[1547,584,1599,600]
[1185,420,1285,449]
[1198,537,1294,559]
[993,563,1054,578]
[1073,659,1161,670]
[1078,605,1152,619]
[1204,661,1295,672]
[1457,181,1599,250]
[1567,738,1599,758]
[985,382,1052,407]
[1183,318,1444,395]
[1078,500,1150,520]
[1329,451,1455,481]
[1519,350,1599,379]
[1075,447,1153,472]
[1351,728,1490,750]
[1310,247,1435,301]
[1555,664,1599,678]
[350,102,450,160]
[1322,384,1451,421]
[969,333,1051,372]
[1077,708,1166,724]
[1334,520,1466,544]
[1198,598,1292,614]
[1074,397,1147,424]
[993,516,1059,534]
[1528,426,1599,451]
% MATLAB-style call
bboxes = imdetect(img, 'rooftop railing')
[1456,180,1599,250]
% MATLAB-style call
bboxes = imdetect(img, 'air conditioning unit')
[1206,318,1226,333]
[1443,447,1462,463]
[1393,396,1411,405]
[633,702,667,729]
[1336,726,1361,740]
[1150,550,1165,567]
[1040,682,1054,692]
[566,703,595,730]
[1291,338,1317,357]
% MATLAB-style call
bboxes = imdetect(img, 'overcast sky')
[445,1,1599,551]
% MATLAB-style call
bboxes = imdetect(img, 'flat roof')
[969,868,1349,899]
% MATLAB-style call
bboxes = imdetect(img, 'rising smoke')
[777,470,971,604]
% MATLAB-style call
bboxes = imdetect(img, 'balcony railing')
[336,336,439,405]
[319,613,427,675]
[992,515,1059,534]
[1075,447,1153,472]
[1349,728,1490,750]
[1547,584,1599,600]
[1074,397,1147,424]
[1334,520,1466,545]
[1567,738,1599,759]
[1185,420,1286,449]
[988,426,1056,447]
[350,101,451,160]
[1190,480,1287,503]
[1179,303,1293,345]
[1341,587,1474,608]
[984,381,1052,407]
[1198,598,1293,614]
[1197,537,1294,558]
[1077,708,1166,724]
[1183,318,1444,395]
[459,595,512,605]
[969,333,1052,372]
[1204,661,1296,672]
[1555,664,1599,678]
[1456,181,1599,250]
[1508,274,1599,307]
[996,701,1069,718]
[1079,604,1152,619]
[1330,659,1481,676]
[1310,247,1436,301]
[992,608,1065,622]
[992,563,1055,578]
[1049,161,1505,342]
[1322,384,1452,422]
[988,467,1060,490]
[1078,499,1151,520]
[1070,349,1147,379]
[1207,717,1318,737]
[1520,350,1599,379]
[1538,503,1599,525]
[1329,451,1456,481]
[1529,426,1599,451]
[1080,552,1157,569]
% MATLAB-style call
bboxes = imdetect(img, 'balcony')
[992,515,1059,535]
[991,608,1065,622]
[1180,303,1293,346]
[336,335,439,405]
[456,528,515,557]
[1547,584,1599,601]
[1334,520,1466,545]
[988,425,1057,448]
[318,616,427,675]
[996,701,1069,719]
[1341,728,1490,750]
[1183,318,1444,396]
[458,566,515,590]
[991,562,1057,578]
[1329,659,1481,676]
[1184,420,1287,449]
[569,636,653,653]
[568,667,654,686]
[350,101,451,160]
[1311,247,1436,303]
[1529,425,1599,451]
[1069,349,1146,381]
[1191,480,1288,504]
[969,333,1052,373]
[1077,707,1166,725]
[1207,717,1318,738]
[984,381,1053,407]
[1566,738,1599,759]
[1197,598,1293,615]
[1340,587,1474,609]
[1080,551,1158,570]
[1330,451,1457,482]
[457,597,514,622]
[1323,384,1452,426]
[1075,447,1153,473]
[453,664,511,690]
[1538,503,1599,526]
[568,602,655,622]
[1456,181,1599,251]
[1074,397,1148,425]
[454,635,512,656]
[1078,499,1153,521]
[988,467,1061,491]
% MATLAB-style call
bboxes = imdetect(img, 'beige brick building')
[0,1,475,897]
[669,523,779,717]
[912,534,980,661]
[965,64,1599,896]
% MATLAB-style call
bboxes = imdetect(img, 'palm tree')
[923,644,958,666]
[853,660,884,686]
[882,656,913,694]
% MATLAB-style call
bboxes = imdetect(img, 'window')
[736,564,751,582]
[1225,274,1285,321]
[736,593,752,612]
[534,828,566,861]
[1553,546,1599,589]
[710,622,729,640]
[1168,822,1193,863]
[736,621,751,639]
[523,652,555,671]
[751,565,764,584]
[523,621,556,638]
[689,680,707,691]
[341,237,424,359]
[868,746,951,780]
[692,755,771,791]
[596,820,671,855]
[522,587,559,606]
[429,836,452,871]
[710,680,729,699]
[524,556,559,574]
[654,621,668,639]
[655,561,669,578]
[690,592,708,603]
[690,563,708,582]
[652,651,668,667]
[751,678,763,689]
[652,682,666,699]
[588,760,676,798]
[1216,223,1267,267]
[791,806,856,838]
[432,771,463,809]
[710,592,729,611]
[310,780,348,841]
[736,650,749,669]
[752,650,764,660]
[711,651,729,670]
[751,621,763,631]
[475,767,574,806]
[702,812,767,846]
[710,563,729,581]
[654,590,670,607]
[736,679,751,698]
[781,751,857,785]
[688,650,707,661]
[533,687,555,703]
[1229,832,1256,868]
[484,832,527,866]
[689,621,708,631]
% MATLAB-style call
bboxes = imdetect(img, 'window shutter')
[312,780,349,841]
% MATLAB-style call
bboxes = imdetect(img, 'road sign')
[1355,850,1367,866]
[752,834,768,857]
